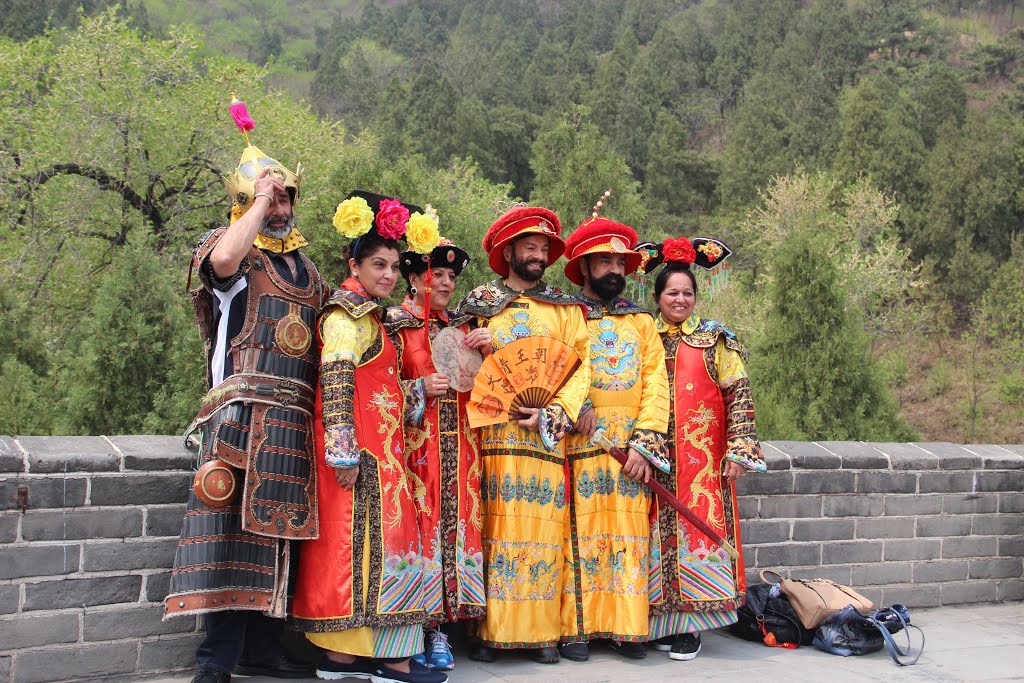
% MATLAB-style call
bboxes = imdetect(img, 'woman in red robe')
[385,239,491,671]
[292,192,446,683]
[645,238,766,662]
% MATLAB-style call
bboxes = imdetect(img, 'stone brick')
[760,443,791,470]
[884,494,942,516]
[792,518,855,542]
[852,562,913,586]
[942,536,998,558]
[883,584,940,608]
[787,565,853,584]
[146,504,187,537]
[967,445,1024,470]
[735,471,793,496]
[0,477,87,511]
[21,508,143,541]
[883,538,941,562]
[913,559,969,582]
[916,515,972,537]
[19,436,119,473]
[0,512,18,543]
[758,495,821,519]
[755,543,822,567]
[997,579,1024,601]
[818,441,889,469]
[111,435,193,471]
[940,581,998,605]
[145,572,172,602]
[918,471,975,494]
[0,656,9,683]
[13,643,136,683]
[976,470,1024,492]
[769,441,840,469]
[739,519,790,544]
[968,557,1023,579]
[23,575,141,611]
[84,604,195,640]
[90,473,190,505]
[857,471,917,494]
[1000,492,1024,513]
[998,536,1024,557]
[943,493,998,514]
[822,494,884,517]
[912,442,983,469]
[0,545,79,579]
[870,442,938,470]
[822,541,883,564]
[0,612,80,649]
[856,516,915,539]
[0,583,19,614]
[0,436,24,472]
[737,497,759,520]
[794,471,856,495]
[82,538,178,571]
[998,444,1024,457]
[972,513,1024,536]
[137,634,204,672]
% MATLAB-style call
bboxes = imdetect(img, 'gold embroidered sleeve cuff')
[321,359,359,468]
[539,403,573,452]
[725,437,767,472]
[403,378,427,427]
[628,429,670,473]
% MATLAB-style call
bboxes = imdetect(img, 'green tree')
[643,110,719,218]
[529,105,644,235]
[56,236,204,434]
[0,291,52,435]
[750,235,915,441]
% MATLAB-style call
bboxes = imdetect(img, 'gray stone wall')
[1,436,1022,683]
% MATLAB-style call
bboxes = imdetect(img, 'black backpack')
[729,583,816,647]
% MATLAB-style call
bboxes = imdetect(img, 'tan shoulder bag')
[760,569,874,629]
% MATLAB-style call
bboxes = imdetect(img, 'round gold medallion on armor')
[276,313,312,357]
[194,459,238,507]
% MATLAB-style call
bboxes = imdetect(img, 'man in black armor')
[164,125,328,683]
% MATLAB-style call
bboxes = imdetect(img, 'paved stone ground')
[145,601,1023,682]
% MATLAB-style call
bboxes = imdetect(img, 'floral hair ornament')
[662,236,697,264]
[333,196,374,239]
[376,198,411,240]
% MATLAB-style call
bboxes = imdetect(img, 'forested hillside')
[1,0,1022,442]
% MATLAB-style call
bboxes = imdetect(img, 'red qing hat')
[562,217,643,286]
[481,206,565,277]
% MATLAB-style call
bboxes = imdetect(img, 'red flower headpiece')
[663,237,696,264]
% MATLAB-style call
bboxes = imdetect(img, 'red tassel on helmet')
[229,93,255,145]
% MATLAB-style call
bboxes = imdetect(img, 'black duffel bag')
[730,582,816,647]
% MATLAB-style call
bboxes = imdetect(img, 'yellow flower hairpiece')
[406,209,441,255]
[333,196,374,239]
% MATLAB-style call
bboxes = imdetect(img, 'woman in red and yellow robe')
[385,241,490,669]
[647,261,766,662]
[292,222,436,682]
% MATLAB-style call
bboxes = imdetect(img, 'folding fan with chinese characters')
[466,337,582,428]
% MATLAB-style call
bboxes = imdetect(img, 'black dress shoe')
[528,646,560,664]
[558,642,589,661]
[235,655,313,679]
[191,667,230,683]
[467,642,497,662]
[609,639,647,659]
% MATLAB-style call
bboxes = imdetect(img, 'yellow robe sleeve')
[713,338,767,473]
[320,309,377,468]
[543,304,590,448]
[321,309,376,363]
[626,314,670,472]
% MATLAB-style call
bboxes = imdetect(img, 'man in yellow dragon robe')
[458,206,590,665]
[558,215,669,661]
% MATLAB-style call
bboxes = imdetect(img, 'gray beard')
[259,215,295,240]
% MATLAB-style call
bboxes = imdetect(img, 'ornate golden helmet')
[222,94,303,224]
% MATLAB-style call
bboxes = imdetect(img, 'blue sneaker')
[410,653,429,668]
[425,628,455,671]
